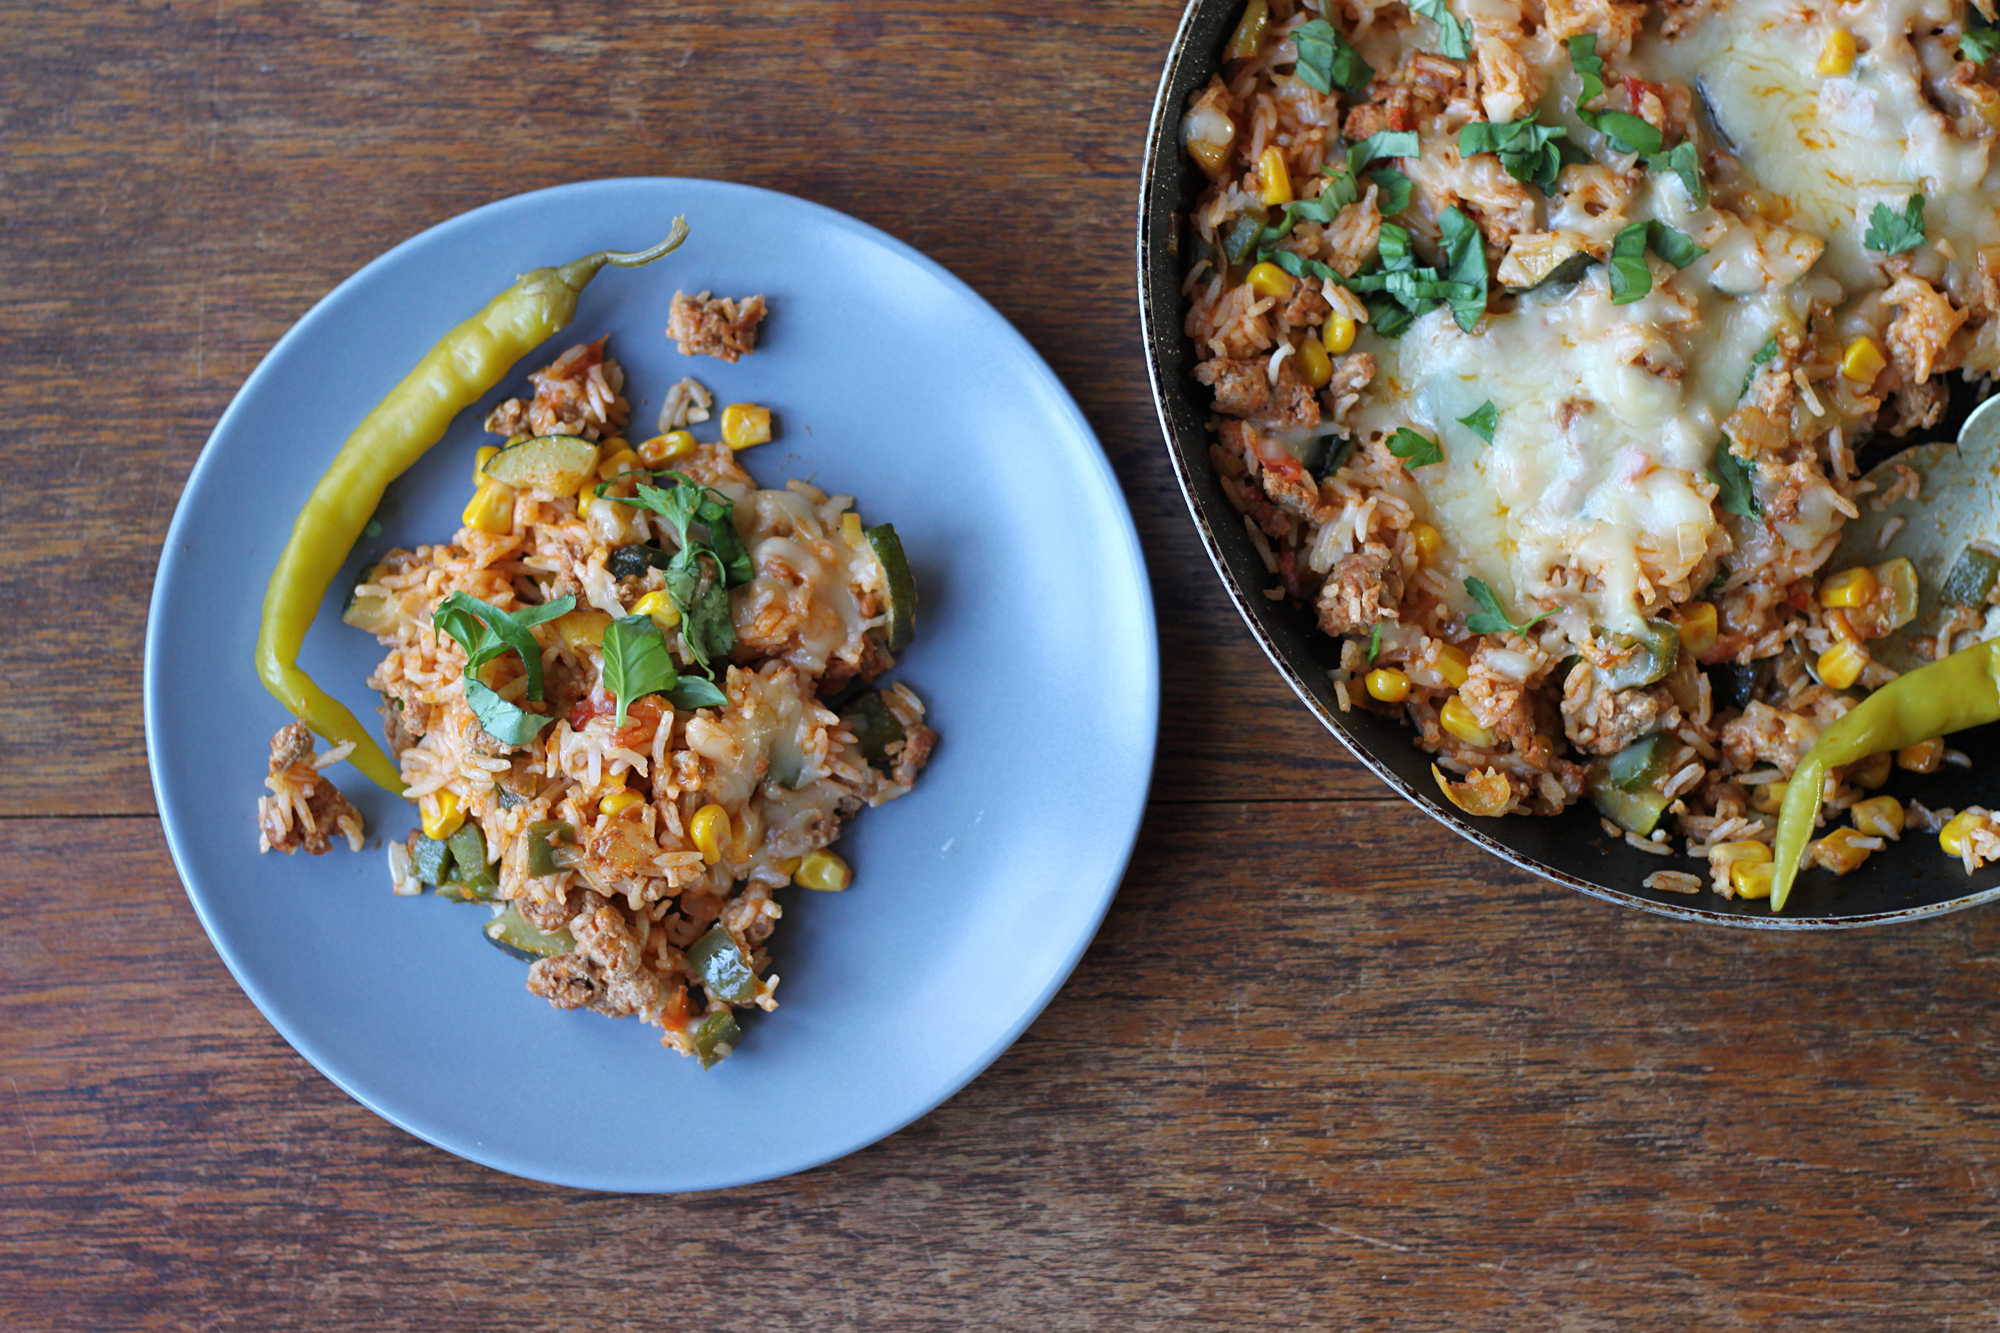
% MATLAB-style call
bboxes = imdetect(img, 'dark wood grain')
[6,1,2000,1327]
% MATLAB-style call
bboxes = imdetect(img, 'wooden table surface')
[7,2,2000,1327]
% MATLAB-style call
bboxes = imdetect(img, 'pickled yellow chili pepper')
[255,219,690,792]
[1770,637,2000,910]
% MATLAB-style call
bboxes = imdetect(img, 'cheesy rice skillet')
[1181,0,2000,901]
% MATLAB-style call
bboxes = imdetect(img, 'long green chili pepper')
[255,218,691,792]
[1770,637,2000,910]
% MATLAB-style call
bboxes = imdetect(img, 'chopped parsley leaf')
[1388,427,1444,469]
[1457,400,1499,444]
[1463,577,1553,637]
[1863,193,1926,255]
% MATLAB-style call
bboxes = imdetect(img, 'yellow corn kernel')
[596,447,642,482]
[1674,600,1719,658]
[1439,695,1497,747]
[475,444,499,484]
[462,481,515,535]
[1749,781,1788,815]
[722,403,773,450]
[841,512,864,547]
[575,478,600,517]
[1731,861,1776,900]
[1850,795,1905,839]
[1714,839,1773,868]
[1295,335,1333,389]
[600,789,645,818]
[1258,145,1293,205]
[691,804,730,865]
[1434,643,1471,688]
[553,608,614,654]
[1246,261,1295,300]
[1817,639,1868,690]
[420,789,466,841]
[1411,523,1443,563]
[1817,27,1857,75]
[795,849,853,892]
[1841,335,1887,383]
[638,430,697,467]
[1811,826,1877,875]
[1898,738,1945,773]
[774,855,804,878]
[1322,310,1356,355]
[1818,566,1878,608]
[1849,750,1892,789]
[1941,810,1980,858]
[631,589,680,629]
[1365,668,1412,703]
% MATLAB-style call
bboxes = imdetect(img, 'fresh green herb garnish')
[433,591,577,703]
[1964,5,2000,64]
[1710,443,1761,518]
[1367,622,1382,665]
[1388,427,1444,469]
[1292,17,1374,94]
[1436,207,1489,331]
[1348,129,1420,171]
[1463,577,1553,637]
[462,679,559,746]
[601,471,755,675]
[1654,140,1707,207]
[1458,118,1570,194]
[1409,0,1472,58]
[1368,167,1413,216]
[1863,193,1926,255]
[1457,400,1499,444]
[1741,337,1779,396]
[1567,33,1663,155]
[1607,220,1706,304]
[668,677,731,710]
[601,614,680,728]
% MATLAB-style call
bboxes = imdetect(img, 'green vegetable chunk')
[484,903,577,961]
[841,689,907,765]
[1587,763,1671,836]
[1595,620,1680,691]
[1604,734,1668,791]
[687,925,760,1004]
[868,523,919,653]
[694,1009,743,1069]
[1942,547,2000,607]
[525,820,576,878]
[482,434,599,494]
[411,834,452,886]
[441,822,497,901]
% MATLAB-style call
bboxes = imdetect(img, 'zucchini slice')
[866,522,917,653]
[482,434,600,495]
[483,903,576,961]
[839,689,905,766]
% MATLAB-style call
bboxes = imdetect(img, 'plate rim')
[144,175,1161,1189]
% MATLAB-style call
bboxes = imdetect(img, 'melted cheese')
[1644,0,1999,295]
[1355,254,1802,633]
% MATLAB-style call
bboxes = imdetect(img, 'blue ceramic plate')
[145,178,1157,1192]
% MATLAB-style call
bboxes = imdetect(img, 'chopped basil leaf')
[1377,222,1417,271]
[1367,167,1413,216]
[1293,17,1374,94]
[1316,435,1356,479]
[1366,622,1382,665]
[462,678,557,746]
[1437,207,1489,331]
[433,591,576,702]
[601,614,680,728]
[1965,5,2000,63]
[682,577,738,676]
[1408,0,1471,58]
[1457,118,1569,194]
[1367,295,1415,338]
[1741,337,1779,396]
[1646,221,1706,268]
[1654,140,1707,207]
[1591,111,1663,156]
[1607,220,1706,304]
[1566,33,1664,154]
[1457,400,1499,444]
[1710,444,1761,518]
[1388,427,1444,469]
[1349,130,1420,172]
[1463,577,1553,637]
[668,677,730,710]
[1863,193,1926,255]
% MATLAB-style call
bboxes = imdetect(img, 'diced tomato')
[1786,581,1814,613]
